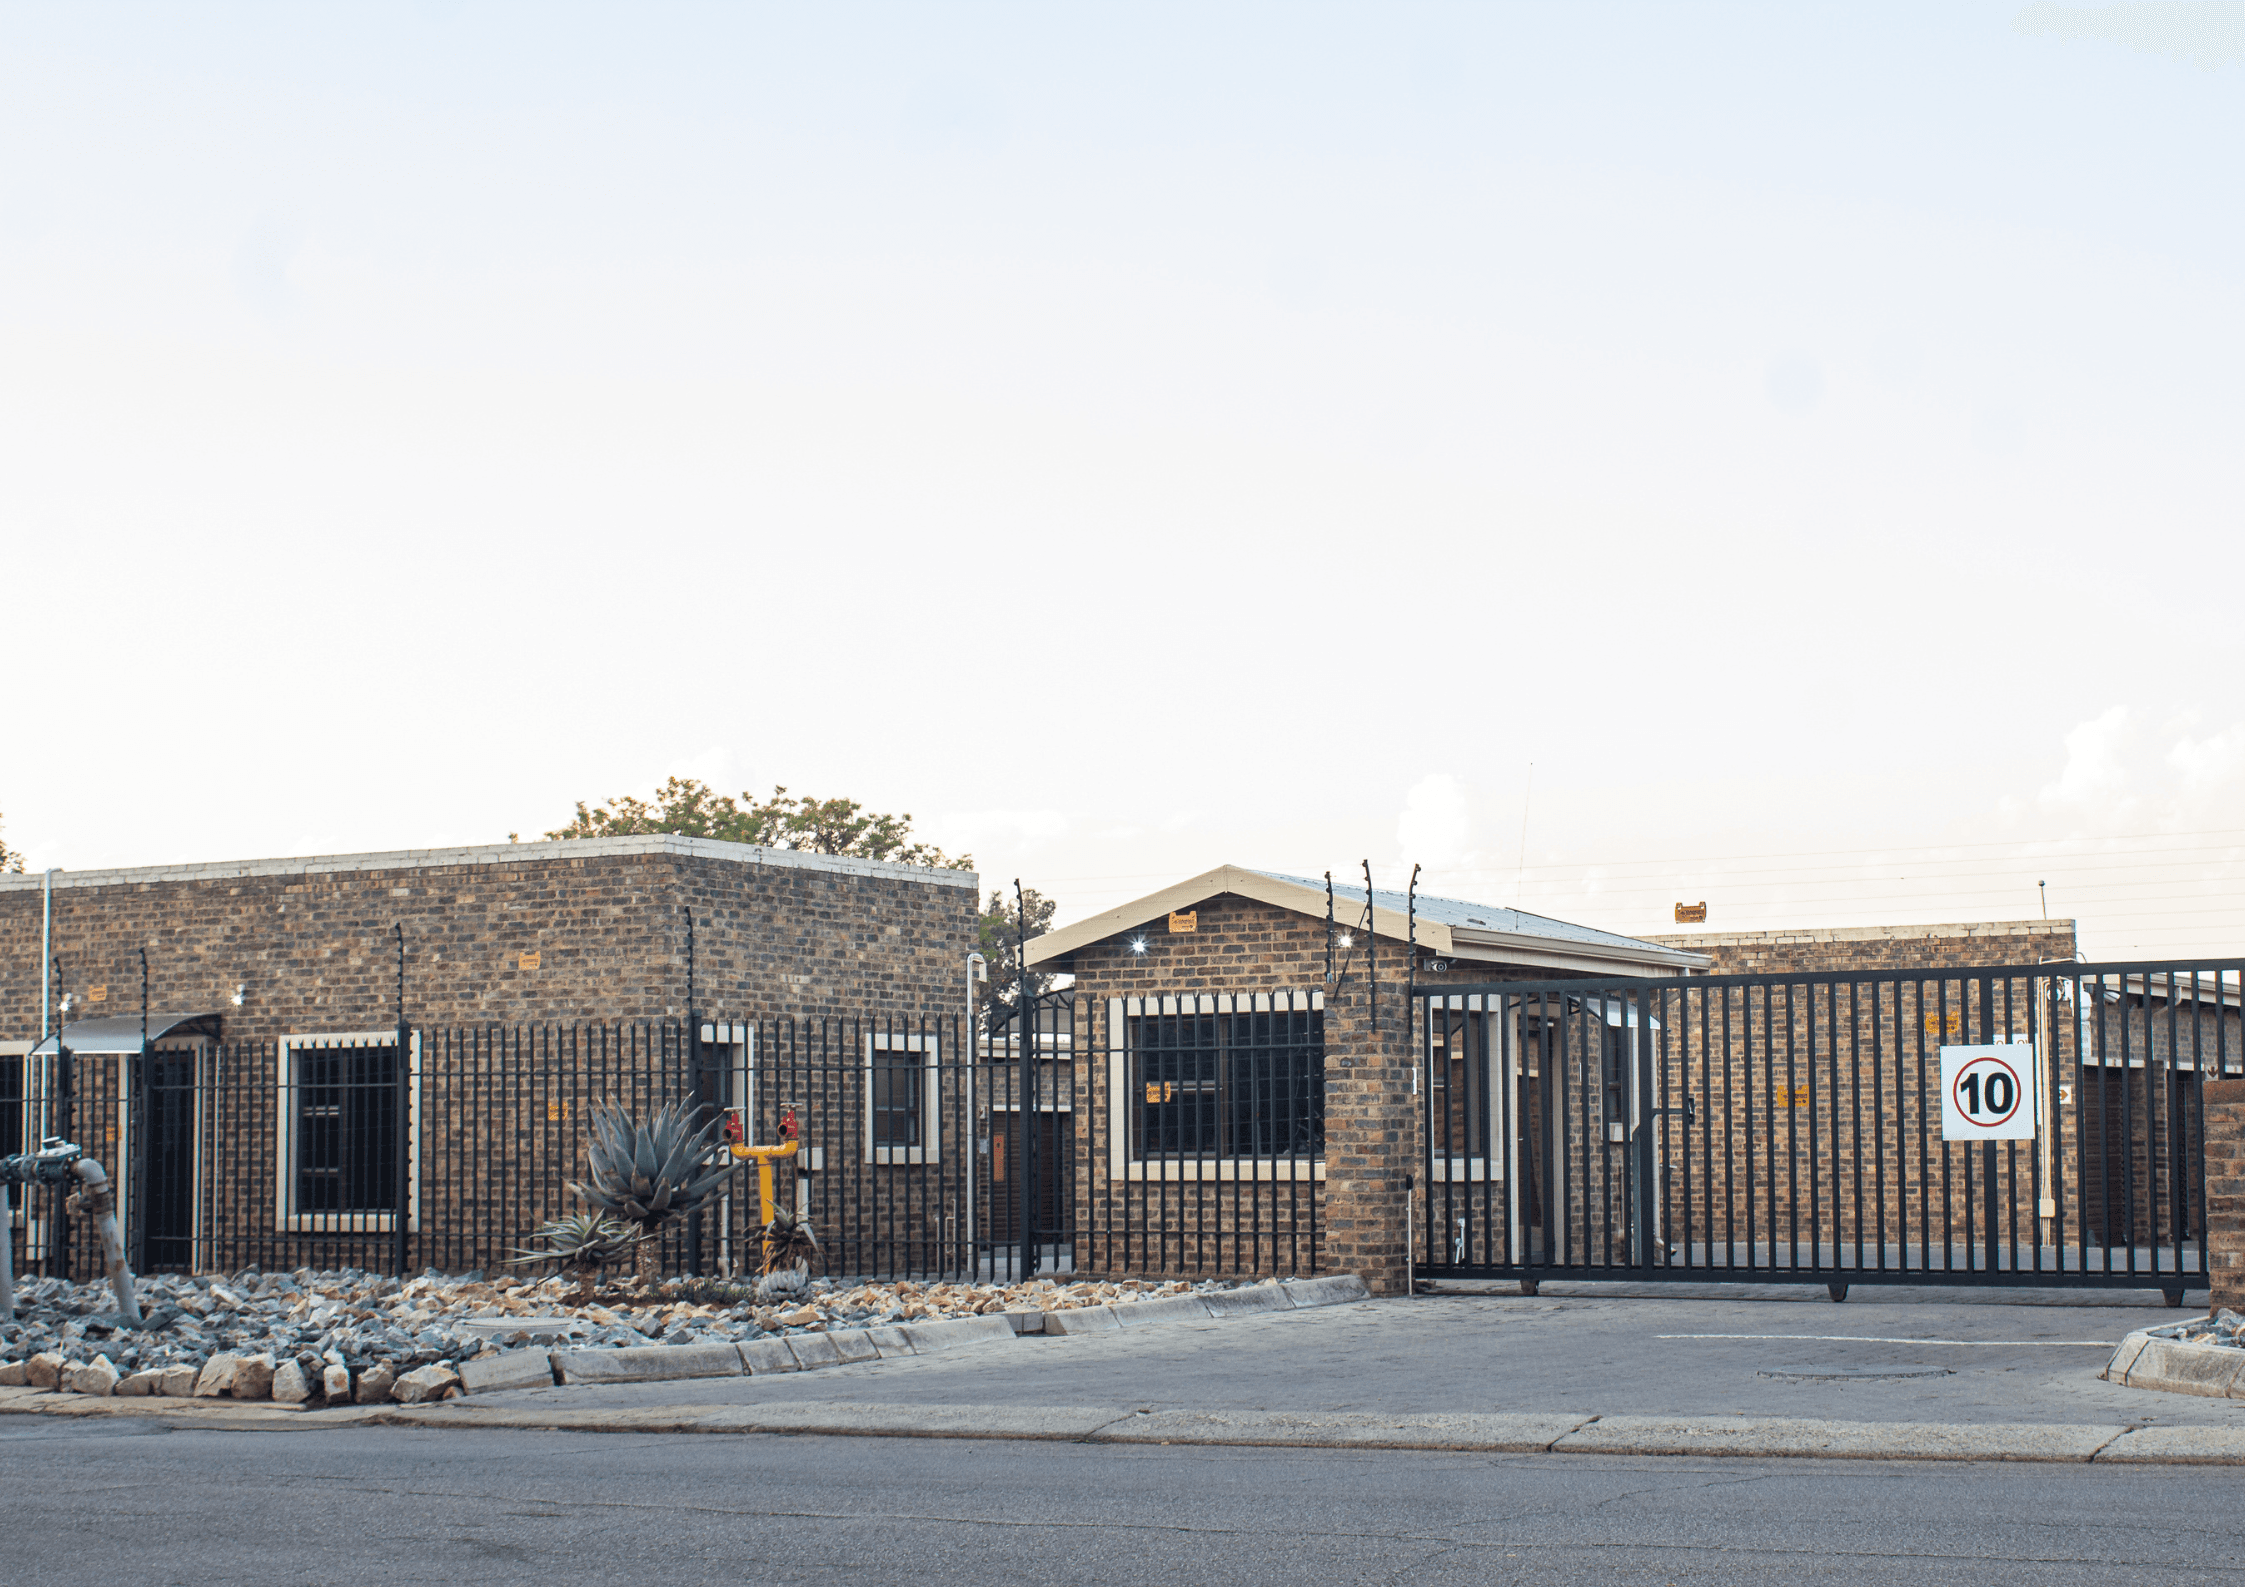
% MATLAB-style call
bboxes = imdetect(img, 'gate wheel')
[1826,1283,1849,1303]
[2163,1288,2185,1309]
[1519,1277,1539,1297]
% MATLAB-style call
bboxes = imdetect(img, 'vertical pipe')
[392,925,409,1279]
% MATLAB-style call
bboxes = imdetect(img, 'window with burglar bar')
[864,1030,941,1164]
[275,1033,419,1230]
[1124,996,1323,1161]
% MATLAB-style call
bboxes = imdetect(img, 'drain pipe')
[66,1158,140,1324]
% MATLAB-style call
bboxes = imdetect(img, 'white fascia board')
[1442,938,1710,977]
[1450,927,1711,973]
[1025,865,1454,966]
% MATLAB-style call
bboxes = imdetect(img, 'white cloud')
[1398,774,1473,869]
[2169,725,2245,791]
[2040,706,2133,805]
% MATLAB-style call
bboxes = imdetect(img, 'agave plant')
[567,1099,740,1281]
[758,1202,821,1283]
[509,1211,645,1305]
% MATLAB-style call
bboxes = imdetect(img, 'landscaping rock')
[393,1365,460,1404]
[322,1363,353,1400]
[159,1365,198,1396]
[117,1370,163,1397]
[65,1356,119,1397]
[355,1363,397,1404]
[232,1354,277,1401]
[271,1360,313,1404]
[0,1361,27,1386]
[27,1352,66,1390]
[193,1353,241,1398]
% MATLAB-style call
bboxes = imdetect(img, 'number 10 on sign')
[1940,1044,2038,1141]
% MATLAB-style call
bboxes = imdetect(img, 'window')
[1110,992,1324,1178]
[275,1032,420,1231]
[864,1030,941,1164]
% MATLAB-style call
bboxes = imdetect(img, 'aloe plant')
[509,1211,645,1305]
[567,1100,740,1281]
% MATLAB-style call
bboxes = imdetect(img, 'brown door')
[987,1110,1063,1244]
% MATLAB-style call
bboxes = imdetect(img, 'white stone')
[26,1352,66,1390]
[159,1364,198,1396]
[271,1360,312,1404]
[193,1352,241,1397]
[393,1364,459,1404]
[355,1362,396,1404]
[231,1353,276,1401]
[65,1356,119,1397]
[116,1370,163,1397]
[322,1363,352,1400]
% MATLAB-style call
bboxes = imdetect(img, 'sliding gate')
[1414,959,2242,1300]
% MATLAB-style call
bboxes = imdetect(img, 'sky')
[2,2,2240,961]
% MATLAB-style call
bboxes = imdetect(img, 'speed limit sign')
[1940,1044,2038,1141]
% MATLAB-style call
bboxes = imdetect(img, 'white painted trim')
[864,1030,943,1165]
[273,1031,422,1234]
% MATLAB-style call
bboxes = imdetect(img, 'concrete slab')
[1042,1306,1118,1335]
[862,1326,915,1358]
[1002,1311,1045,1334]
[2116,1336,2245,1397]
[1553,1415,2124,1462]
[2101,1332,2150,1383]
[784,1333,844,1369]
[1109,1408,1589,1452]
[458,1351,558,1395]
[2097,1424,2245,1463]
[900,1315,1014,1353]
[1282,1274,1373,1308]
[552,1343,743,1386]
[697,1401,1123,1441]
[736,1339,801,1375]
[1200,1286,1294,1318]
[1110,1295,1213,1328]
[826,1329,880,1364]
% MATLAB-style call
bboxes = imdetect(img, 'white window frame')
[1425,995,1509,1187]
[1106,992,1326,1183]
[274,1030,422,1234]
[865,1029,941,1165]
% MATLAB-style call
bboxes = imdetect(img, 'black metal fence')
[1414,960,2243,1299]
[5,1013,1083,1287]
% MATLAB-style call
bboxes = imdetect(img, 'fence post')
[2204,1079,2245,1315]
[392,925,410,1280]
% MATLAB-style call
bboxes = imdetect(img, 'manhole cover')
[1756,1364,1954,1381]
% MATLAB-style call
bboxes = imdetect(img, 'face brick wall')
[0,836,978,1039]
[1051,892,1618,1292]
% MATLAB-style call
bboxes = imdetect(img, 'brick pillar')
[1319,973,1415,1295]
[2206,1079,2245,1315]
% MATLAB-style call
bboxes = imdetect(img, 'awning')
[30,1013,224,1056]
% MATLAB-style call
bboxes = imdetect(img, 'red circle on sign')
[1951,1055,2024,1129]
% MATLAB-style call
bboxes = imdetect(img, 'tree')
[544,777,970,869]
[0,810,22,874]
[976,886,1058,1007]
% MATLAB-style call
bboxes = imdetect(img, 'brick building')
[1021,865,1706,1290]
[2,836,979,1282]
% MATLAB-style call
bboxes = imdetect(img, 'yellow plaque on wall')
[1168,911,1197,934]
[88,985,107,1003]
[519,951,542,972]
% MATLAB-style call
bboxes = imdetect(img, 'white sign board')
[1940,1043,2038,1142]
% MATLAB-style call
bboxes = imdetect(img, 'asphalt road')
[513,1285,2245,1429]
[6,1418,2241,1586]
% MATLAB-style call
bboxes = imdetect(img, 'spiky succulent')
[567,1099,740,1240]
[760,1202,821,1278]
[509,1211,645,1304]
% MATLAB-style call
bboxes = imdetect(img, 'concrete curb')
[2101,1329,2245,1399]
[378,1401,2245,1463]
[10,1380,2245,1463]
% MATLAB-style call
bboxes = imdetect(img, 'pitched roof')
[1024,864,1709,976]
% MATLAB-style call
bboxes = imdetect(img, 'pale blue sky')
[4,4,2240,954]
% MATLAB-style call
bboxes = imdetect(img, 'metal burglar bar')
[1415,959,2242,1300]
[977,993,1077,1281]
[1079,991,1324,1279]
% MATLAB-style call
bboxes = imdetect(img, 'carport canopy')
[30,1013,224,1056]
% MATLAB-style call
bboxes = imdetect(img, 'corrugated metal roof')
[1251,871,1678,957]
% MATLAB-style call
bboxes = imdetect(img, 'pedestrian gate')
[1412,960,2242,1300]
